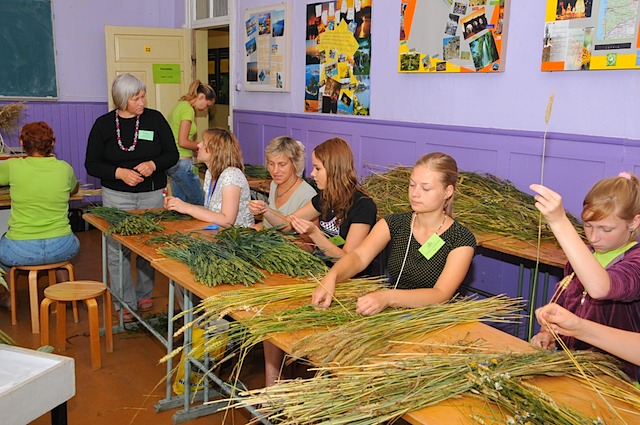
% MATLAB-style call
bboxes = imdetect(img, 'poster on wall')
[244,3,291,91]
[304,0,372,115]
[399,0,509,73]
[541,0,640,71]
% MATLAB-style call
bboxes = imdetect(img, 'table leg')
[166,279,175,401]
[50,401,68,425]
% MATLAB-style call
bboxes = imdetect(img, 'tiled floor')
[1,229,259,425]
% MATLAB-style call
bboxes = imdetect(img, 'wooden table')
[83,213,638,425]
[150,255,640,424]
[479,237,567,340]
[247,178,271,194]
[481,237,567,269]
[0,187,100,208]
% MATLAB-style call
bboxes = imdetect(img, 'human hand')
[529,184,566,224]
[356,291,389,316]
[536,303,582,338]
[164,195,188,213]
[134,160,156,178]
[115,167,144,187]
[249,200,268,215]
[289,214,317,236]
[530,329,557,350]
[311,278,336,309]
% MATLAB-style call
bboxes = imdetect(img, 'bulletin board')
[541,0,640,71]
[399,0,509,73]
[304,0,372,116]
[0,0,57,98]
[244,3,291,92]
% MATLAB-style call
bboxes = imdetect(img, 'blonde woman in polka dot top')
[312,152,476,316]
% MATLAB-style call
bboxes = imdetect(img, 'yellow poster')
[305,0,371,115]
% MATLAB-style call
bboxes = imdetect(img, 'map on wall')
[541,0,640,71]
[399,0,509,73]
[304,0,372,115]
[244,3,291,91]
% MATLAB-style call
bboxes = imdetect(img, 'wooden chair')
[40,281,113,371]
[9,261,78,334]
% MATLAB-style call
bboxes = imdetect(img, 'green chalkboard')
[0,0,57,98]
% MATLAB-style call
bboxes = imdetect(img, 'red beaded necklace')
[115,110,140,152]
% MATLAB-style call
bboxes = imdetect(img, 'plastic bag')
[173,318,229,395]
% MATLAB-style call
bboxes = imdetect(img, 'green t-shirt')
[593,241,638,267]
[0,156,77,240]
[168,100,197,157]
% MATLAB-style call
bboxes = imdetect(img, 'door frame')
[186,0,235,132]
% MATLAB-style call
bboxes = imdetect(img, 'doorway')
[207,28,230,130]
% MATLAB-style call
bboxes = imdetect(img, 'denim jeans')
[102,187,164,311]
[0,233,80,269]
[166,158,204,205]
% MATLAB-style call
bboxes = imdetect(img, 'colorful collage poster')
[541,0,640,71]
[304,0,372,115]
[399,0,509,73]
[244,3,291,91]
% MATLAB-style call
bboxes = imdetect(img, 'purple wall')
[234,109,640,217]
[0,100,107,190]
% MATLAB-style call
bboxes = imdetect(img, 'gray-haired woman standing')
[85,73,178,321]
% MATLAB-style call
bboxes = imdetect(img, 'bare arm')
[536,303,640,366]
[530,184,611,299]
[355,245,474,315]
[260,201,319,233]
[164,184,241,227]
[312,219,391,308]
[177,120,199,151]
[294,216,371,260]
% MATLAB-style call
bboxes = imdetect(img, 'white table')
[0,344,75,425]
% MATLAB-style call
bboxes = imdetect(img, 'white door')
[104,26,194,119]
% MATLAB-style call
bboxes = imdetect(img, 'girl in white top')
[164,128,253,227]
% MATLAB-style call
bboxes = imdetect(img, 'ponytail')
[179,80,217,102]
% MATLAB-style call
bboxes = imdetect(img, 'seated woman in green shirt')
[0,122,79,290]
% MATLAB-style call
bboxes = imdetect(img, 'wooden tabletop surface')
[481,236,568,269]
[0,187,100,208]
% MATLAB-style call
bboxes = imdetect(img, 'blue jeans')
[0,233,80,269]
[166,158,204,205]
[102,187,164,311]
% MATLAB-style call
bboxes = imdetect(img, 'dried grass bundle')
[163,277,388,366]
[162,287,524,399]
[88,206,189,235]
[0,103,25,132]
[214,226,328,277]
[151,232,265,287]
[291,294,524,365]
[0,328,16,346]
[243,164,271,179]
[362,167,585,242]
[229,350,636,425]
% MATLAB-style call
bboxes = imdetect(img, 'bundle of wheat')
[227,350,636,425]
[87,206,189,235]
